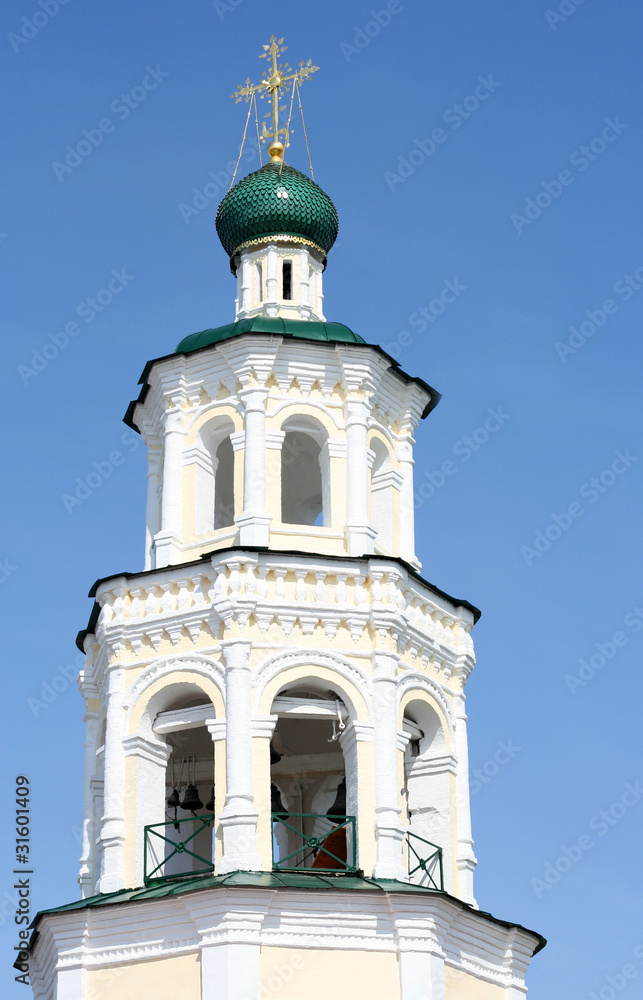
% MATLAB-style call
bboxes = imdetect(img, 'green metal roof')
[215,161,339,258]
[175,317,365,354]
[30,871,545,954]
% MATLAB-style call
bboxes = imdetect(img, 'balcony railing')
[144,814,214,884]
[406,830,444,891]
[272,813,357,873]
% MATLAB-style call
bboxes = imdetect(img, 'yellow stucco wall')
[86,953,200,1000]
[445,964,506,999]
[260,947,400,1000]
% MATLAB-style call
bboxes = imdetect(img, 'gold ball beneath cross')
[268,141,285,161]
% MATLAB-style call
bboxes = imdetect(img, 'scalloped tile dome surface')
[215,161,339,257]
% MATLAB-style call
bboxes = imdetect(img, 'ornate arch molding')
[186,404,243,442]
[367,425,401,463]
[269,398,343,433]
[397,673,456,743]
[253,648,372,720]
[123,654,225,729]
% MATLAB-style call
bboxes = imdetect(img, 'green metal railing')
[272,813,357,873]
[144,814,214,884]
[406,830,444,890]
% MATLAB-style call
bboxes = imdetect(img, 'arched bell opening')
[147,689,217,884]
[213,436,234,529]
[280,417,330,527]
[193,417,237,537]
[401,697,452,892]
[268,683,353,872]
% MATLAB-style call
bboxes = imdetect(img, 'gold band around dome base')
[232,233,328,258]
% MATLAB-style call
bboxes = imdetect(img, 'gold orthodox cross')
[231,35,318,159]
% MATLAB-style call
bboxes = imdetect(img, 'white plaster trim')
[152,704,217,734]
[122,654,225,715]
[396,673,456,743]
[122,734,171,766]
[252,647,373,719]
[264,431,286,450]
[31,888,541,996]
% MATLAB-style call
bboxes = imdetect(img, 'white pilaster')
[398,435,420,569]
[97,668,127,894]
[345,398,376,556]
[298,247,312,319]
[399,951,446,1000]
[123,734,171,887]
[396,906,452,1000]
[78,708,99,899]
[235,388,271,546]
[201,941,261,1000]
[189,898,265,1000]
[454,692,477,905]
[155,409,184,567]
[218,640,262,873]
[238,253,252,317]
[54,967,86,1000]
[372,651,406,880]
[266,245,278,316]
[339,721,374,871]
[144,447,161,571]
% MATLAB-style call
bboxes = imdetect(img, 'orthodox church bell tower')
[29,36,544,1000]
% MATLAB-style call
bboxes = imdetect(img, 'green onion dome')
[215,160,339,264]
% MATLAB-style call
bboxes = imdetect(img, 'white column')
[316,261,325,320]
[235,388,271,546]
[372,651,406,880]
[345,398,376,556]
[266,245,278,316]
[218,640,262,873]
[97,668,127,893]
[399,436,420,569]
[236,253,252,319]
[298,248,312,320]
[454,692,477,905]
[155,409,184,567]
[78,709,99,898]
[144,447,161,570]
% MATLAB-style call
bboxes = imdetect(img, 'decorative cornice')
[30,885,542,992]
[233,233,327,257]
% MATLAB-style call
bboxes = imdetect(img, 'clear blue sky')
[1,1,642,996]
